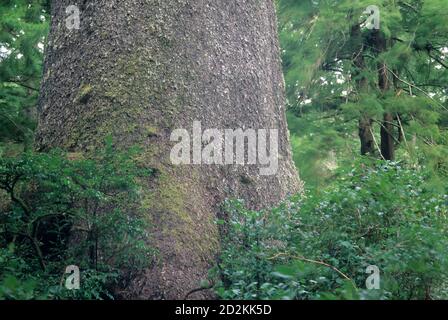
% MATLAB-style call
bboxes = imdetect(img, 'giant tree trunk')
[36,0,301,299]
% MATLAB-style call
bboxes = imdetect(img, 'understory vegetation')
[213,161,448,300]
[0,140,153,299]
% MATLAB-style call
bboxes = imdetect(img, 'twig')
[268,252,357,289]
[5,80,39,92]
[369,127,386,160]
[396,113,409,149]
[371,119,402,146]
[184,285,213,300]
[387,67,448,112]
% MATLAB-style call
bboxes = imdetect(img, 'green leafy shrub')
[213,160,448,300]
[0,139,154,299]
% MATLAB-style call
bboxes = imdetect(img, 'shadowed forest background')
[1,0,448,300]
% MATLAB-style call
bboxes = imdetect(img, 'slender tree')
[350,23,375,156]
[373,29,395,160]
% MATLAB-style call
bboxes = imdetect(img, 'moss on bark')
[36,0,302,299]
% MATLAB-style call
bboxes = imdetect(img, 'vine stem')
[267,252,357,289]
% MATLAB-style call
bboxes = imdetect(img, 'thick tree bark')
[36,0,301,299]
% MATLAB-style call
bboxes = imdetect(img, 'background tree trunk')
[350,24,375,156]
[36,0,302,299]
[374,30,395,160]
